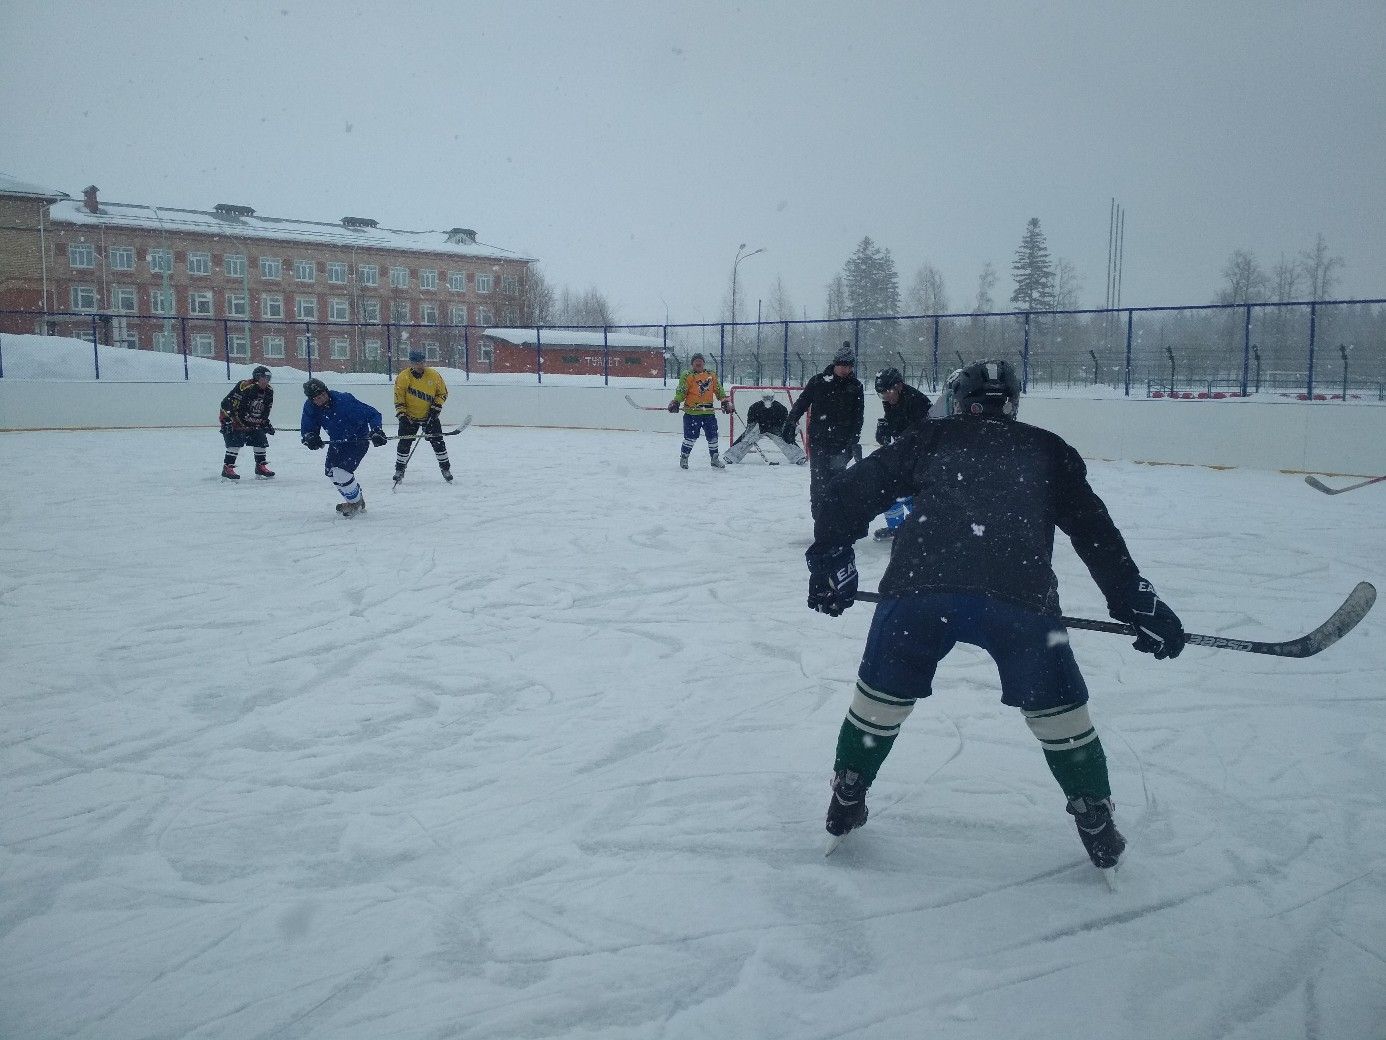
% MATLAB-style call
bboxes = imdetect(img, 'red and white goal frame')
[727,385,807,453]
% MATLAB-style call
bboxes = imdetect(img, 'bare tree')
[1299,233,1344,300]
[765,276,796,323]
[1270,255,1301,302]
[906,263,949,315]
[520,265,556,326]
[1052,258,1082,311]
[974,262,997,312]
[1215,250,1269,305]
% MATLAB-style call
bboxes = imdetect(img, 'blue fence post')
[852,318,860,357]
[719,324,725,374]
[662,325,668,387]
[536,327,543,384]
[602,325,610,385]
[222,318,232,380]
[1240,305,1252,396]
[1021,311,1031,392]
[385,324,394,379]
[304,323,313,379]
[1123,310,1133,397]
[91,314,101,379]
[462,326,470,380]
[931,316,940,390]
[1306,302,1317,399]
[782,322,790,386]
[179,316,190,381]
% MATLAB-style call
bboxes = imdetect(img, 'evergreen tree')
[1010,218,1055,311]
[842,236,900,354]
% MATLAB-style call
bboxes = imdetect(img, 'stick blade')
[1259,581,1377,658]
[1305,475,1344,495]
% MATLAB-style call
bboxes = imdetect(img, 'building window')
[110,286,137,312]
[361,298,380,323]
[189,291,214,316]
[294,259,315,282]
[153,331,177,352]
[188,252,211,275]
[448,271,466,292]
[226,292,248,318]
[449,304,467,325]
[114,325,138,349]
[419,269,438,290]
[501,274,519,293]
[359,264,378,286]
[149,248,174,274]
[261,294,284,319]
[68,243,96,268]
[476,306,493,326]
[326,261,347,284]
[224,254,246,277]
[228,334,249,358]
[191,333,215,357]
[390,301,410,323]
[263,335,285,358]
[151,288,175,315]
[260,257,282,279]
[364,338,381,361]
[501,307,517,326]
[389,266,409,289]
[420,303,437,325]
[296,335,317,359]
[423,341,440,361]
[70,285,97,311]
[328,297,349,322]
[478,343,493,363]
[475,273,493,293]
[108,246,135,271]
[295,296,318,321]
[330,337,351,360]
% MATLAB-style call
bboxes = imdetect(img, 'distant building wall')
[476,334,665,378]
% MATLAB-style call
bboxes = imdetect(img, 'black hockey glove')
[875,418,890,446]
[805,544,859,617]
[302,432,324,450]
[1108,578,1185,659]
[667,400,680,413]
[370,428,389,447]
[263,423,275,435]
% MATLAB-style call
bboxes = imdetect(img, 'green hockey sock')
[1042,735,1112,800]
[833,718,896,786]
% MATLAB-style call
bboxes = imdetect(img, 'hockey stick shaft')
[1305,474,1386,495]
[853,582,1375,658]
[624,394,670,412]
[318,417,473,444]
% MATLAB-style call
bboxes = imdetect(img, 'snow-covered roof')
[0,172,70,199]
[46,198,535,263]
[482,328,666,351]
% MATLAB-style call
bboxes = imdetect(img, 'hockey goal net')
[728,385,806,455]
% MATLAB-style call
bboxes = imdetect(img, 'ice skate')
[440,466,453,483]
[873,526,896,541]
[679,456,689,470]
[254,463,275,479]
[335,492,366,518]
[1067,795,1125,876]
[221,464,240,480]
[710,454,726,469]
[393,466,406,487]
[824,770,869,854]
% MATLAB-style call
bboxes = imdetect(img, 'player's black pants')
[395,416,450,470]
[809,446,854,522]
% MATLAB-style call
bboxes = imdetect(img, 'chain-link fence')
[2,300,1383,398]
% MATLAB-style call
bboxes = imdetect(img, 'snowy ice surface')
[1,423,1384,1040]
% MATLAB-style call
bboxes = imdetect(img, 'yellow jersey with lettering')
[394,367,449,421]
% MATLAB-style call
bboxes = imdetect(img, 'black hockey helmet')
[303,377,329,399]
[874,367,903,393]
[252,365,271,381]
[948,360,1021,418]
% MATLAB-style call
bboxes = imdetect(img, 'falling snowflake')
[971,523,985,536]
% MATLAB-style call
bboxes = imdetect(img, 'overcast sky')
[3,0,1383,326]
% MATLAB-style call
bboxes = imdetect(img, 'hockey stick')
[624,394,670,412]
[1305,474,1386,496]
[315,415,473,445]
[853,582,1376,658]
[730,404,780,465]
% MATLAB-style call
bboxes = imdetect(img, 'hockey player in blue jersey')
[300,378,387,517]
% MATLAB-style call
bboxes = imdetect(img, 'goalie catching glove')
[1108,578,1185,659]
[805,544,859,617]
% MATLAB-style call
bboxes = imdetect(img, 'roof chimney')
[83,185,99,213]
[446,227,477,245]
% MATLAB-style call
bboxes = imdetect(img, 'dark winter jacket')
[300,391,384,443]
[745,397,789,436]
[220,380,274,429]
[875,383,932,444]
[786,364,864,455]
[813,415,1142,615]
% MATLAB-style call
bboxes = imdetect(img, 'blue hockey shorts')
[325,441,368,476]
[857,592,1089,711]
[682,413,719,443]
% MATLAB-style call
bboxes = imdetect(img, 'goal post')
[727,384,806,454]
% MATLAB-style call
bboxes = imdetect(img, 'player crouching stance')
[300,378,387,517]
[806,359,1186,876]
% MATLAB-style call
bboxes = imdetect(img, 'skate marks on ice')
[1,432,1384,1039]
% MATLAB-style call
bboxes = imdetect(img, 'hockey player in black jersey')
[806,359,1186,874]
[219,366,275,479]
[870,368,933,538]
[723,392,808,465]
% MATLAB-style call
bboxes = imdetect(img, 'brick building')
[476,329,667,379]
[0,174,534,373]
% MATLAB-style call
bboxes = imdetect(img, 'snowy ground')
[2,425,1384,1040]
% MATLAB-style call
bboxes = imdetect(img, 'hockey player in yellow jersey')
[393,350,453,485]
[667,353,732,470]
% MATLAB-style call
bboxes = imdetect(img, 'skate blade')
[1100,865,1120,891]
[824,832,849,856]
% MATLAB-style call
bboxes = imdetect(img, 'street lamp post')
[729,243,764,377]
